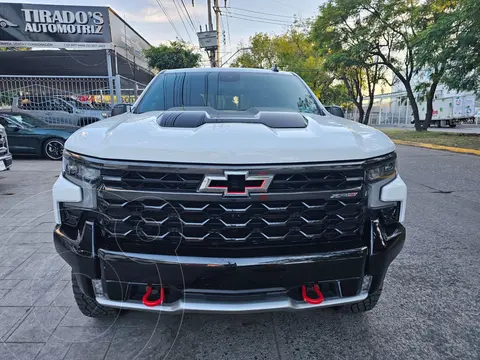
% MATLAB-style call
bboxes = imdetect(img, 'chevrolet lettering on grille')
[199,171,273,196]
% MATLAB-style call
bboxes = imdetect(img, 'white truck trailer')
[415,94,476,128]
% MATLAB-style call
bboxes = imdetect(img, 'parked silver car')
[12,96,110,127]
[0,124,13,172]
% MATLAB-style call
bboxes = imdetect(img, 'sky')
[7,0,325,65]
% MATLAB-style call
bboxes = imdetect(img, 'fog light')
[92,279,104,296]
[362,275,372,292]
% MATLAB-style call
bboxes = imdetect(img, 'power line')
[63,51,107,67]
[155,0,184,41]
[180,0,196,31]
[172,0,194,42]
[227,11,292,24]
[224,6,293,19]
[268,0,299,11]
[224,6,231,46]
[222,13,292,26]
[190,1,202,29]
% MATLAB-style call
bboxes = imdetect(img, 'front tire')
[43,138,64,160]
[340,286,383,313]
[71,271,119,318]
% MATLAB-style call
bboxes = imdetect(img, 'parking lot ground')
[0,146,479,360]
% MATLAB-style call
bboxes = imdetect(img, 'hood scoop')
[157,108,308,129]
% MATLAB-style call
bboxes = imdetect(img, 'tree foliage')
[311,2,387,124]
[232,0,474,130]
[310,0,466,131]
[143,41,201,71]
[231,26,350,107]
[440,0,480,93]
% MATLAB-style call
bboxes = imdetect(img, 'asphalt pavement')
[0,146,479,360]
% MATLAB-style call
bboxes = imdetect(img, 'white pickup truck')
[53,68,407,318]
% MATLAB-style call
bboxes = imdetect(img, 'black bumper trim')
[53,221,405,300]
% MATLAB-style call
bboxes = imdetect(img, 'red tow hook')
[301,284,324,304]
[142,285,165,307]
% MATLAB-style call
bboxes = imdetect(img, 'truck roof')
[163,67,291,75]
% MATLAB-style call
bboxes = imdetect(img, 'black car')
[0,112,78,160]
[324,105,345,118]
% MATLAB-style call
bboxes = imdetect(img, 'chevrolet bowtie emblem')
[199,171,273,197]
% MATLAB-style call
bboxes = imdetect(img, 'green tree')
[143,41,201,71]
[311,0,461,131]
[232,27,350,107]
[413,0,459,128]
[311,3,386,125]
[440,0,480,94]
[231,34,278,68]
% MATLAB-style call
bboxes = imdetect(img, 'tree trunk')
[364,84,376,125]
[424,97,434,129]
[357,106,365,124]
[422,82,439,130]
[405,82,421,131]
[364,98,374,125]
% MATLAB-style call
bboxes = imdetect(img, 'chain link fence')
[0,75,147,126]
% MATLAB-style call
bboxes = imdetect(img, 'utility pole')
[207,0,216,67]
[214,0,221,67]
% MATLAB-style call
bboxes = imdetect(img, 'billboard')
[0,3,111,49]
[108,9,150,69]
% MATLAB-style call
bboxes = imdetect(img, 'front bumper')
[52,159,407,313]
[0,152,12,171]
[54,221,405,314]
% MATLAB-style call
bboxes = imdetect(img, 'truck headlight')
[366,153,399,209]
[366,154,397,182]
[62,151,100,184]
[62,151,100,209]
[101,112,109,118]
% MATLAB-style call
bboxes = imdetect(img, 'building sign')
[0,3,111,49]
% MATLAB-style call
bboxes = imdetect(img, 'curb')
[393,140,480,156]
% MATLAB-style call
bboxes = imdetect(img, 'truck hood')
[65,111,395,164]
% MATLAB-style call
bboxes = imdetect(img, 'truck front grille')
[97,192,367,248]
[101,168,364,193]
[94,162,368,254]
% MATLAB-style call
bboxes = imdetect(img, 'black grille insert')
[100,168,364,193]
[269,169,364,192]
[97,191,367,248]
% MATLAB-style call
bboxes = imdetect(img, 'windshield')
[135,71,322,115]
[9,114,45,128]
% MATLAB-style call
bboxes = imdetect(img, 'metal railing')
[0,75,148,126]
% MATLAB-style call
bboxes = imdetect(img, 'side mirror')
[111,103,132,117]
[325,106,345,118]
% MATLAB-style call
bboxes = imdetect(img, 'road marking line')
[393,140,480,156]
